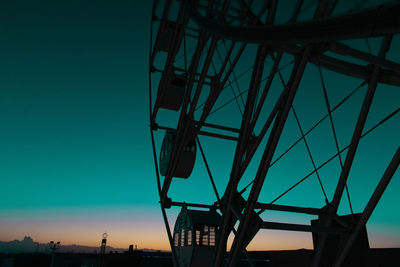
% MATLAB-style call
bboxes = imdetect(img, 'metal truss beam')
[330,72,378,211]
[261,221,340,234]
[311,35,393,267]
[170,201,213,209]
[333,146,400,267]
[255,203,321,215]
[156,124,238,141]
[198,43,247,125]
[311,64,380,267]
[194,121,240,133]
[275,44,400,86]
[196,136,221,203]
[228,46,313,266]
[249,52,283,133]
[214,45,268,267]
[328,42,400,72]
[152,66,216,81]
[240,88,285,176]
[331,34,393,219]
[197,130,238,141]
[182,0,400,44]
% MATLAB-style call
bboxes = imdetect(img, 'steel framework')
[149,0,400,266]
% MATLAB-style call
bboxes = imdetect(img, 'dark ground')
[0,248,399,267]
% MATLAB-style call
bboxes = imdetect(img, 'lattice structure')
[149,1,400,266]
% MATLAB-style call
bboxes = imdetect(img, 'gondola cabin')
[154,20,178,53]
[157,74,186,111]
[160,130,196,178]
[173,208,221,267]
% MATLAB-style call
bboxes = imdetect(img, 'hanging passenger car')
[154,20,178,53]
[173,207,221,267]
[160,130,196,178]
[157,73,186,111]
[153,18,186,111]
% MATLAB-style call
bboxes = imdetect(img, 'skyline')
[1,0,399,253]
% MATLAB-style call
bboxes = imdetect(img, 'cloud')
[0,236,39,253]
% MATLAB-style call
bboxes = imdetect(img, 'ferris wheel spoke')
[215,40,236,79]
[217,42,246,111]
[196,136,221,203]
[215,44,270,267]
[312,36,393,267]
[205,59,293,120]
[334,146,400,267]
[249,51,284,133]
[196,43,247,123]
[330,36,392,216]
[318,62,355,215]
[240,65,361,196]
[291,106,330,204]
[266,105,400,208]
[212,49,244,116]
[228,47,313,266]
[275,67,330,203]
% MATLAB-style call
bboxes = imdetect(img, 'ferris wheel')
[149,0,400,266]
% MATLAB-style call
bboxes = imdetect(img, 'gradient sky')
[0,0,399,251]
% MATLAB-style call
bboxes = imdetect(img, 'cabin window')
[187,230,192,246]
[174,233,179,247]
[202,225,209,246]
[202,234,209,246]
[209,227,216,246]
[194,225,217,246]
[196,230,200,245]
[181,229,185,247]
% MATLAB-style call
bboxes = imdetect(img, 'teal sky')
[0,0,153,207]
[0,1,168,249]
[0,0,399,250]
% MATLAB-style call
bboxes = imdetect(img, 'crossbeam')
[255,203,321,215]
[262,221,339,233]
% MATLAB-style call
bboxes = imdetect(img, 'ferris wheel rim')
[181,0,400,44]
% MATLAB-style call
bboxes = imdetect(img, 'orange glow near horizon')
[1,215,399,251]
[0,218,314,251]
[0,219,171,251]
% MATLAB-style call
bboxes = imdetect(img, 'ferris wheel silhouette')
[149,1,400,266]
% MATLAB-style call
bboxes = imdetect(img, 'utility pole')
[48,241,60,267]
[99,233,108,267]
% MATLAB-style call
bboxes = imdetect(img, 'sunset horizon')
[1,0,399,266]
